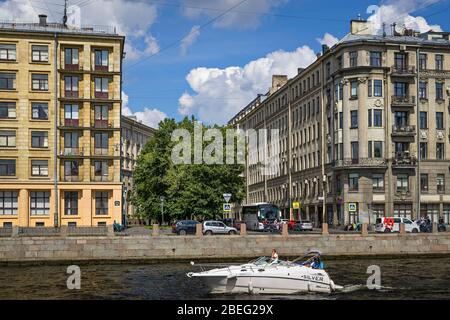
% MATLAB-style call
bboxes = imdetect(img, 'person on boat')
[271,249,279,264]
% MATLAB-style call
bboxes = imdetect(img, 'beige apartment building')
[121,115,155,221]
[230,20,450,227]
[0,15,125,227]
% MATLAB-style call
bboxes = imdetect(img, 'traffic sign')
[223,203,231,212]
[349,203,357,212]
[223,193,232,203]
[292,202,300,209]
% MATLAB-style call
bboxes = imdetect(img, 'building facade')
[121,115,155,221]
[230,20,450,227]
[0,15,125,227]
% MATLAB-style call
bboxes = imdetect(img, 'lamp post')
[160,196,165,225]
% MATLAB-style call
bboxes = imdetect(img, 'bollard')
[152,224,159,237]
[240,223,247,236]
[196,223,203,236]
[399,223,406,234]
[282,223,288,237]
[322,223,329,235]
[432,222,438,234]
[361,223,368,236]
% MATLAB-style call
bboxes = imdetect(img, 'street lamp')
[160,196,165,225]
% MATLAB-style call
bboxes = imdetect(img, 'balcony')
[391,95,416,107]
[392,152,417,168]
[94,91,109,99]
[63,175,81,182]
[332,158,387,169]
[391,65,415,76]
[92,119,113,129]
[63,119,80,127]
[93,175,110,182]
[65,90,79,98]
[94,65,109,72]
[64,64,80,71]
[93,147,110,156]
[391,125,416,137]
[61,148,83,156]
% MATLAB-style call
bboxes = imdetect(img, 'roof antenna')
[63,0,68,27]
[357,13,362,21]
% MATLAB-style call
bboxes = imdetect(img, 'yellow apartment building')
[0,15,125,227]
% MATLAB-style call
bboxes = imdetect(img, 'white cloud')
[181,0,288,29]
[367,0,442,34]
[122,92,167,128]
[180,25,201,55]
[178,46,317,124]
[0,0,159,61]
[316,33,339,48]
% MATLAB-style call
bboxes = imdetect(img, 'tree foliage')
[131,117,245,222]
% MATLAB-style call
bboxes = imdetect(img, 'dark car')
[171,220,199,235]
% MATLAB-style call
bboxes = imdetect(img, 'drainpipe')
[54,32,59,227]
[416,48,421,220]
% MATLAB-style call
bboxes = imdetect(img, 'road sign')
[349,203,357,212]
[223,193,232,203]
[292,202,300,209]
[223,203,231,212]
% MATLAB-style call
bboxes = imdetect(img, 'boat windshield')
[248,256,272,265]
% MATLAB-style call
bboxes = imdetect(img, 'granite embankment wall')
[1,233,450,263]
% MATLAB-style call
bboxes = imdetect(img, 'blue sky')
[1,0,449,127]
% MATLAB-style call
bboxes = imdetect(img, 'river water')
[0,256,449,300]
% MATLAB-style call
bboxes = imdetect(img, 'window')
[419,82,427,99]
[436,112,444,130]
[436,143,444,160]
[31,74,48,91]
[64,76,79,97]
[372,173,384,191]
[95,191,109,215]
[394,203,412,219]
[349,51,358,67]
[394,111,408,127]
[31,160,48,176]
[350,110,358,128]
[437,174,445,193]
[394,82,407,97]
[31,103,48,120]
[338,112,343,129]
[373,110,382,127]
[31,131,48,148]
[94,49,109,70]
[68,222,77,227]
[419,112,427,129]
[435,54,443,70]
[94,132,109,154]
[94,77,109,93]
[32,45,49,62]
[394,52,407,70]
[0,44,16,61]
[350,80,358,98]
[0,191,18,215]
[351,142,358,160]
[0,131,15,147]
[64,160,79,181]
[419,53,427,70]
[397,174,409,192]
[326,63,331,78]
[64,191,78,215]
[64,104,79,126]
[370,51,382,67]
[421,174,429,192]
[94,161,108,181]
[373,80,383,97]
[0,102,16,119]
[368,80,372,97]
[0,159,15,176]
[420,142,428,160]
[0,73,16,90]
[94,105,109,127]
[436,82,444,100]
[373,141,383,158]
[30,191,50,215]
[349,173,359,191]
[65,48,79,66]
[64,131,79,150]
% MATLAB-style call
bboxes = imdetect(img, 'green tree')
[131,117,245,223]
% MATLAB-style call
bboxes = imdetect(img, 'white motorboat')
[187,251,343,294]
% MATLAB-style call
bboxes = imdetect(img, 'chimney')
[270,75,288,95]
[321,45,329,54]
[38,14,47,27]
[350,19,371,35]
[298,68,305,75]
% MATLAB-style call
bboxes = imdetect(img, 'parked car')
[295,220,313,231]
[223,218,245,230]
[171,220,200,235]
[203,221,238,235]
[287,220,298,230]
[375,217,419,233]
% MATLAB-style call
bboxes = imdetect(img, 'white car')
[375,217,420,233]
[203,221,238,235]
